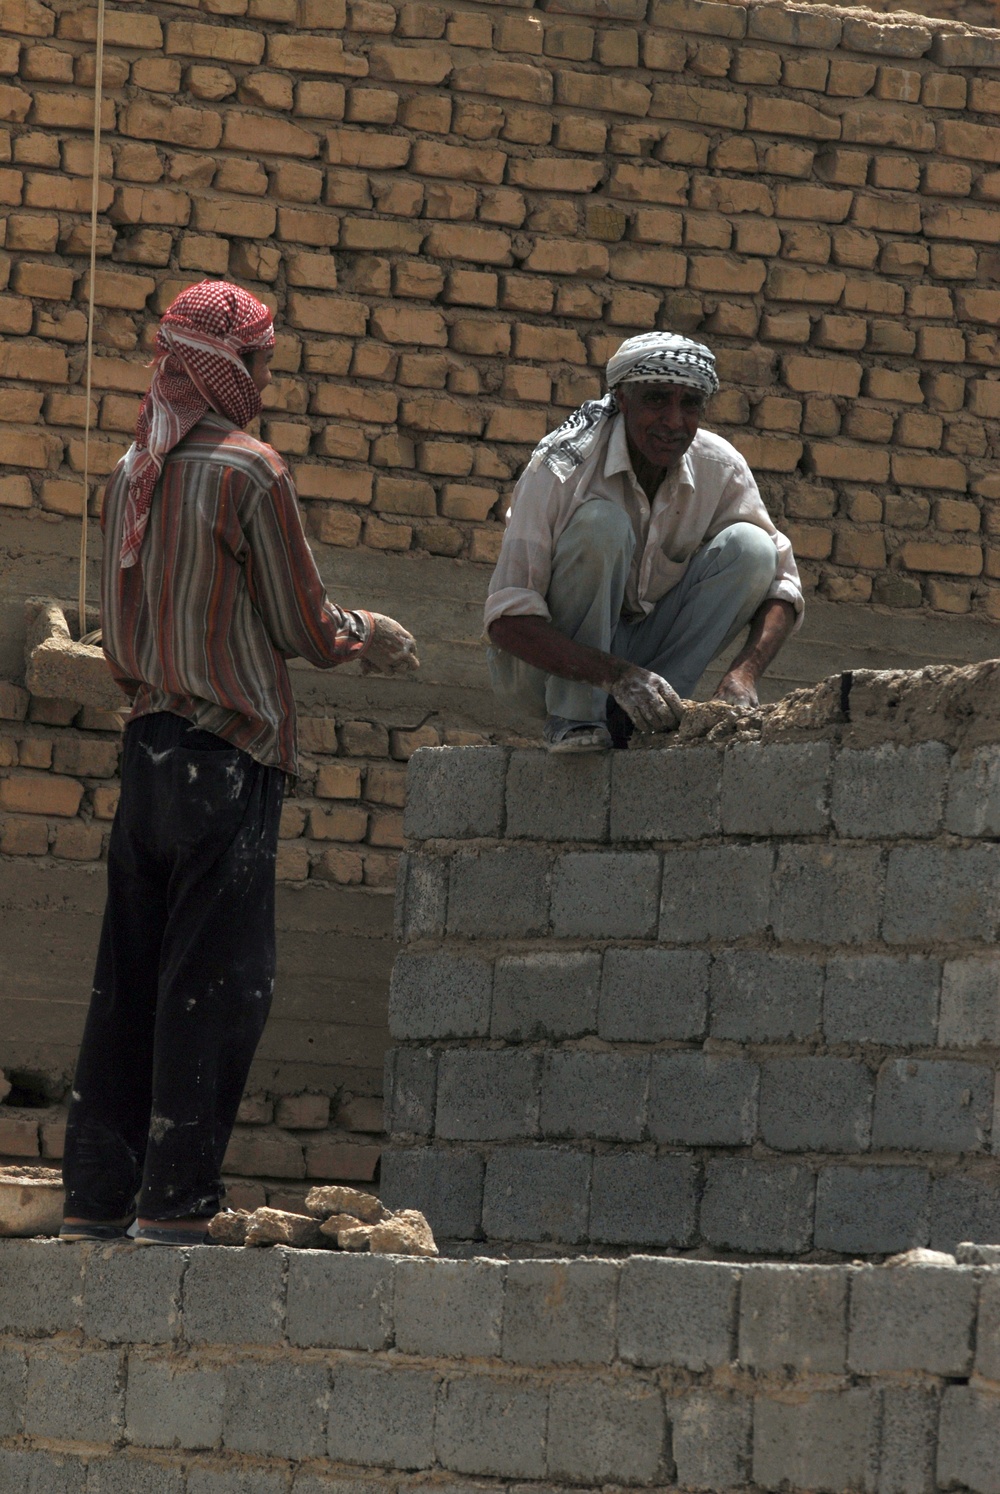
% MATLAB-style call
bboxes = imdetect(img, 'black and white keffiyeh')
[528,333,719,481]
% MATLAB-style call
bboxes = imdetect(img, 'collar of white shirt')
[601,411,697,497]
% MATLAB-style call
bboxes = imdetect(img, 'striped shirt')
[101,414,372,776]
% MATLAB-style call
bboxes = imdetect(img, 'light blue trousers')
[489,500,779,722]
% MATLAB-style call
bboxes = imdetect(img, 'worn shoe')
[58,1219,134,1243]
[544,716,613,754]
[134,1222,214,1247]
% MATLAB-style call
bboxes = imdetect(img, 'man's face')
[618,381,705,472]
[246,346,274,393]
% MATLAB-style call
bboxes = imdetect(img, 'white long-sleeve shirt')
[485,415,803,632]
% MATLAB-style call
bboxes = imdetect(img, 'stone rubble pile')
[208,1184,438,1256]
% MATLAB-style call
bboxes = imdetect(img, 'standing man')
[61,281,418,1245]
[486,332,803,751]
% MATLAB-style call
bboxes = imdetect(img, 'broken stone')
[243,1206,324,1248]
[0,1166,64,1237]
[337,1223,375,1250]
[368,1209,438,1257]
[23,599,122,712]
[956,1241,1000,1265]
[207,1208,251,1246]
[884,1247,956,1268]
[0,1071,11,1104]
[317,1211,367,1243]
[304,1184,386,1222]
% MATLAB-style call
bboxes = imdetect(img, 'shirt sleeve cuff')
[483,588,552,632]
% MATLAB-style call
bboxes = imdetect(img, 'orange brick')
[367,809,405,848]
[809,444,890,482]
[363,515,412,550]
[365,764,407,806]
[311,847,364,884]
[0,773,83,817]
[53,821,103,860]
[0,815,49,854]
[891,454,967,491]
[899,541,983,575]
[268,32,368,76]
[315,763,362,799]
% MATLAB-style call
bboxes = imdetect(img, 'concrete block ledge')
[1,1240,998,1492]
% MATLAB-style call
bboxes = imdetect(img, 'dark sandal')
[59,1220,134,1243]
[133,1224,214,1247]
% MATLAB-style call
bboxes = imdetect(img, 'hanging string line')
[78,0,106,642]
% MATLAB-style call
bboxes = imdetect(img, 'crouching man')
[485,332,804,751]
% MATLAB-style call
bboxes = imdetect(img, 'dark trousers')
[63,711,285,1221]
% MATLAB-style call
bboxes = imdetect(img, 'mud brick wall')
[2,1238,999,1493]
[3,0,1000,620]
[384,715,1000,1257]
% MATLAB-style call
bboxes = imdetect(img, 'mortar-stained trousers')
[489,501,779,723]
[63,710,284,1222]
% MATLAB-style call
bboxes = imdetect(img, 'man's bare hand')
[359,614,420,675]
[713,665,759,709]
[610,665,684,733]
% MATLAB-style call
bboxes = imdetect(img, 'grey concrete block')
[502,1259,618,1365]
[672,1392,751,1491]
[188,1469,287,1494]
[327,1363,437,1469]
[872,1058,993,1153]
[878,1386,940,1494]
[937,1387,1000,1494]
[448,847,551,938]
[824,956,940,1047]
[183,1248,285,1345]
[547,1378,666,1483]
[589,1152,698,1248]
[550,850,660,938]
[648,1053,758,1145]
[395,851,448,942]
[0,1239,83,1335]
[618,1257,739,1370]
[492,950,600,1039]
[599,947,709,1041]
[539,1051,647,1141]
[931,1174,1000,1253]
[82,1244,184,1344]
[832,742,950,839]
[287,1251,393,1350]
[939,959,1000,1047]
[701,1160,815,1255]
[88,1456,185,1494]
[883,845,1000,945]
[436,1050,540,1141]
[976,1272,1000,1380]
[389,952,493,1041]
[385,1047,437,1137]
[25,1349,122,1442]
[380,1146,484,1241]
[610,744,721,841]
[710,949,822,1042]
[815,1167,930,1255]
[759,1057,873,1152]
[125,1354,224,1450]
[505,749,609,841]
[849,1266,976,1375]
[0,1347,24,1436]
[436,1376,548,1479]
[0,1450,86,1494]
[404,746,507,841]
[740,1265,849,1373]
[223,1362,328,1459]
[945,744,1000,836]
[482,1147,590,1245]
[394,1258,504,1359]
[660,845,772,942]
[722,741,831,835]
[753,1390,877,1493]
[772,845,884,945]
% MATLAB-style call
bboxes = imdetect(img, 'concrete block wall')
[1,1237,999,1491]
[385,721,1000,1256]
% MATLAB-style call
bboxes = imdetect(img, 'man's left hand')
[713,665,759,709]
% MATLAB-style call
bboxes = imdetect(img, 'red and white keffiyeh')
[121,280,275,567]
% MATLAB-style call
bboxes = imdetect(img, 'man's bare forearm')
[727,598,796,680]
[488,616,630,691]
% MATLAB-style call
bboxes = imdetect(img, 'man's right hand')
[610,664,684,733]
[359,614,420,675]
